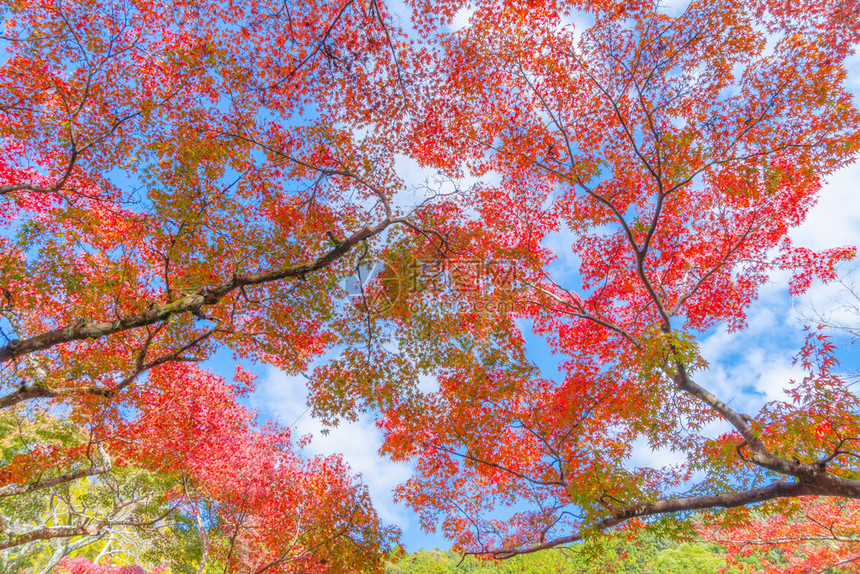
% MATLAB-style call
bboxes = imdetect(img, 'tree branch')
[0,441,111,499]
[0,216,406,364]
[487,480,834,559]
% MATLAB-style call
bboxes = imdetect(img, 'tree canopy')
[1,0,859,571]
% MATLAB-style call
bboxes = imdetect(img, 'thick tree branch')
[674,364,860,493]
[0,327,216,408]
[0,442,111,499]
[0,523,107,551]
[0,500,168,552]
[0,216,406,364]
[488,480,844,559]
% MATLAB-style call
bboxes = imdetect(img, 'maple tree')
[307,0,860,566]
[2,0,860,569]
[0,0,413,569]
[701,499,860,573]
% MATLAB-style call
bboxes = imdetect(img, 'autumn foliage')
[0,0,408,568]
[1,0,860,570]
[313,0,860,563]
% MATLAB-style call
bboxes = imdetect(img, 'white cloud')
[627,435,687,469]
[790,162,860,251]
[844,51,860,107]
[450,6,474,32]
[541,224,583,284]
[656,0,692,16]
[417,373,440,394]
[696,159,860,415]
[558,8,595,46]
[697,293,806,413]
[250,366,414,527]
